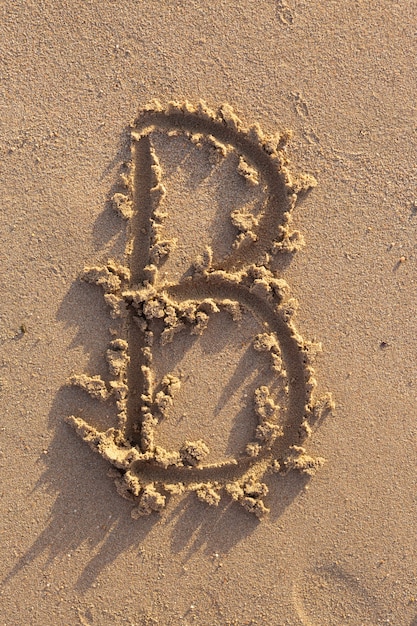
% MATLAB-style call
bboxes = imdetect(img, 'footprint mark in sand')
[67,101,334,519]
[292,563,385,625]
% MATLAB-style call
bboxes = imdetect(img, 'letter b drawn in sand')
[67,101,334,519]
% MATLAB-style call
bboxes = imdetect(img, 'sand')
[1,1,416,624]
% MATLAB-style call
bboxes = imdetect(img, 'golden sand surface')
[1,2,416,624]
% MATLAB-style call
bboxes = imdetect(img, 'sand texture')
[1,1,417,624]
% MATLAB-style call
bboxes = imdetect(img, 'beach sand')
[1,1,417,624]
